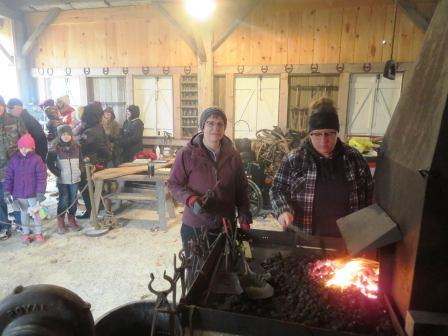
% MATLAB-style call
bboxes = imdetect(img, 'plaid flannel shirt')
[270,141,373,233]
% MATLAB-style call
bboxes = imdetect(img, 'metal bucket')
[95,301,171,336]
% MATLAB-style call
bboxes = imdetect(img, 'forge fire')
[209,253,393,335]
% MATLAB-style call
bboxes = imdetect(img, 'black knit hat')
[308,97,340,132]
[199,107,227,130]
[57,124,73,137]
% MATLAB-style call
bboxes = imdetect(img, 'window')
[87,77,126,124]
[234,76,279,139]
[288,75,339,132]
[37,76,82,111]
[348,74,403,136]
[133,77,173,137]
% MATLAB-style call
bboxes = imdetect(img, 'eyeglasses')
[309,131,337,139]
[205,121,225,129]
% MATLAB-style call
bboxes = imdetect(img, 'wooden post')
[11,19,37,103]
[195,23,214,113]
[337,72,350,141]
[278,73,289,131]
[172,73,181,139]
[225,73,235,139]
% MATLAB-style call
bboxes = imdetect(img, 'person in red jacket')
[168,107,252,258]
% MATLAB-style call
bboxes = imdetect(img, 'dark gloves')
[3,192,13,205]
[36,193,46,202]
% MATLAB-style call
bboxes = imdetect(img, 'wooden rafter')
[153,2,199,59]
[212,0,259,52]
[395,0,430,31]
[0,42,14,63]
[22,7,60,56]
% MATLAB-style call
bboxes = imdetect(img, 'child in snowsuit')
[47,125,82,234]
[3,134,47,244]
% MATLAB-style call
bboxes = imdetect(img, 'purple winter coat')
[3,151,47,199]
[168,133,252,230]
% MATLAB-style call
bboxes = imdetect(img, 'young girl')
[47,125,81,234]
[3,134,47,244]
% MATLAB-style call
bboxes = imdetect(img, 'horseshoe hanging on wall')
[65,67,72,76]
[310,64,319,73]
[336,64,344,73]
[122,67,129,75]
[46,68,53,76]
[285,64,293,73]
[103,67,110,75]
[162,66,169,75]
[261,65,268,74]
[142,67,150,75]
[84,67,91,75]
[38,68,44,76]
[237,65,244,74]
[184,66,191,75]
[363,63,372,72]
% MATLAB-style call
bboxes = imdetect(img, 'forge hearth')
[208,253,392,335]
[181,230,403,336]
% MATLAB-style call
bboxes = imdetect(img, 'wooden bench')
[92,165,175,231]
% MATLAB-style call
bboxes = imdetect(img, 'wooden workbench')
[91,162,174,230]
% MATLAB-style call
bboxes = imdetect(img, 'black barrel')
[95,301,172,336]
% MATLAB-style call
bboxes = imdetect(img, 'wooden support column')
[172,73,181,139]
[225,73,235,140]
[278,73,289,131]
[337,72,350,141]
[12,19,37,103]
[195,23,214,113]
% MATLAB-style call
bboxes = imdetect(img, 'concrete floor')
[0,177,280,321]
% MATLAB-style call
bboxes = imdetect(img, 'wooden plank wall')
[26,6,197,68]
[26,0,426,68]
[214,0,425,66]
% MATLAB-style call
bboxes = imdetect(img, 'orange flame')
[311,258,379,299]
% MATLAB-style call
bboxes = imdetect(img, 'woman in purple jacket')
[3,134,47,245]
[168,107,252,257]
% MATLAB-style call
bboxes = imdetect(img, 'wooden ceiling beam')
[153,2,199,59]
[395,0,430,31]
[0,42,14,64]
[212,0,259,52]
[22,7,60,56]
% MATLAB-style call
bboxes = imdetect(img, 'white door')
[347,73,402,136]
[133,77,173,136]
[234,76,280,139]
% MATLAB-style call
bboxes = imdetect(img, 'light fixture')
[184,0,216,21]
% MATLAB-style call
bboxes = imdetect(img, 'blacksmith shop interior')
[0,0,447,335]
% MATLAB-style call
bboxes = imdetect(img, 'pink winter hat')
[18,134,35,150]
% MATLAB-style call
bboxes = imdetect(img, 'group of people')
[168,97,373,259]
[0,94,145,245]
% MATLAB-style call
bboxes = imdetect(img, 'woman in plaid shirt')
[270,98,373,237]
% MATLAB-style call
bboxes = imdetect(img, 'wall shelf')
[180,75,198,138]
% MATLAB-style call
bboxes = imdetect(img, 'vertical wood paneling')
[339,7,358,63]
[353,6,372,63]
[313,8,330,64]
[27,1,427,68]
[300,8,316,64]
[325,8,343,63]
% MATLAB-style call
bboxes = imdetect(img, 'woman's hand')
[278,211,294,230]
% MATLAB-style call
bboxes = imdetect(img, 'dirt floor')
[0,176,280,321]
